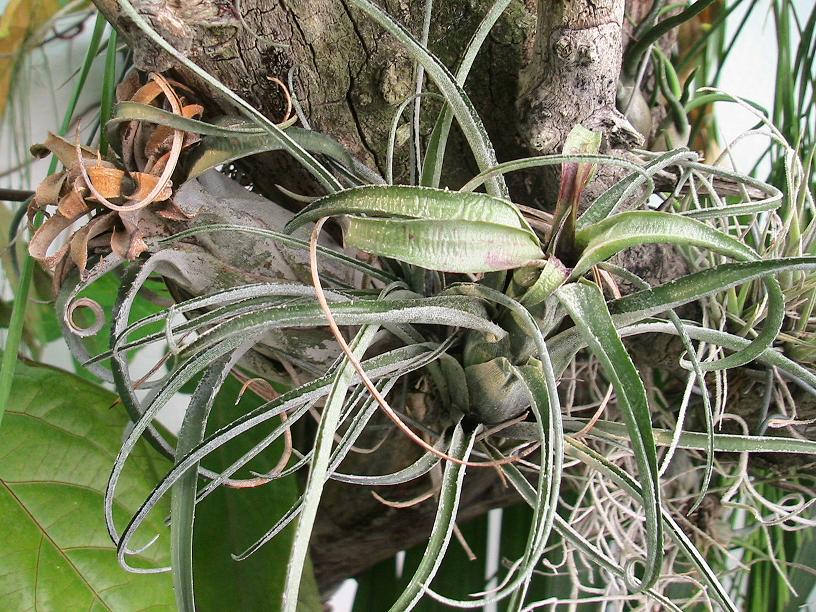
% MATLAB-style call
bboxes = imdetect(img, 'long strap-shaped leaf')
[345,217,544,273]
[543,257,816,376]
[420,0,512,188]
[572,211,758,277]
[388,423,475,611]
[104,106,384,184]
[572,210,785,372]
[179,296,504,359]
[556,281,663,590]
[282,325,380,611]
[609,257,816,321]
[600,261,715,514]
[550,318,816,397]
[110,342,445,571]
[285,185,534,234]
[347,0,506,198]
[568,418,816,455]
[171,355,235,612]
[576,149,698,229]
[459,153,651,195]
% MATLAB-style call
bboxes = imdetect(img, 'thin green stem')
[99,26,118,154]
[0,12,107,428]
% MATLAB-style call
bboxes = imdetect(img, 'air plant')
[15,0,816,610]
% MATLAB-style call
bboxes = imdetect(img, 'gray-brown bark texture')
[93,0,693,591]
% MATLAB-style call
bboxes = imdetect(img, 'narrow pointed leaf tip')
[550,125,602,259]
[556,281,663,590]
[557,126,602,213]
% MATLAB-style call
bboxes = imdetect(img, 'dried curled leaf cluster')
[27,72,201,292]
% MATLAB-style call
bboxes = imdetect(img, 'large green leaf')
[0,358,175,610]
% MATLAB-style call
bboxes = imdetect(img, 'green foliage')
[0,356,176,610]
[0,10,109,424]
[3,0,816,610]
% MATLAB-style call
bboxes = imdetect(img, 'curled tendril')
[76,73,182,213]
[66,297,105,337]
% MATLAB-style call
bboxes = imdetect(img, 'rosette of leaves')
[29,1,816,610]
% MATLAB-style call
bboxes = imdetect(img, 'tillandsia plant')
[3,0,816,610]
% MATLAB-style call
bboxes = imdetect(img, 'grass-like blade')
[388,423,475,611]
[420,0,512,188]
[0,12,108,429]
[99,27,118,155]
[282,325,380,611]
[556,281,662,590]
[572,210,786,371]
[171,357,233,611]
[348,0,506,197]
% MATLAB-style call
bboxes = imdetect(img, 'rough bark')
[97,0,537,196]
[517,0,640,155]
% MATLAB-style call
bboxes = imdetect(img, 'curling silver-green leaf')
[556,281,663,590]
[572,211,786,371]
[388,423,474,611]
[571,210,758,278]
[348,0,506,197]
[285,185,534,235]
